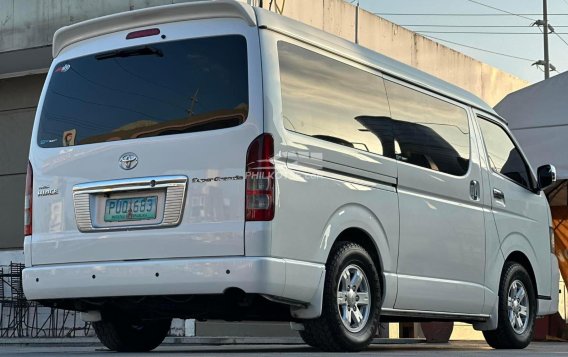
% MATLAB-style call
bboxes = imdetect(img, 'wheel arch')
[474,249,541,332]
[476,251,540,347]
[319,203,394,271]
[499,233,542,298]
[291,203,395,319]
[504,251,538,299]
[333,227,385,297]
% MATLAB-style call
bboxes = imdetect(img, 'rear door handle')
[493,188,505,200]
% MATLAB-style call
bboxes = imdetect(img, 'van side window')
[278,42,394,158]
[477,118,532,190]
[384,81,470,176]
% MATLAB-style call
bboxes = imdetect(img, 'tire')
[300,241,382,352]
[483,262,537,349]
[94,316,172,352]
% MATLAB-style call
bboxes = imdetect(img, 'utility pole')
[531,1,555,79]
[544,0,550,79]
[355,1,359,44]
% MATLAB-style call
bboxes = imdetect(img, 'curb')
[0,337,100,347]
[0,336,427,346]
[166,337,426,345]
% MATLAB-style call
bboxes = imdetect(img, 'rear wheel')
[94,316,171,352]
[300,241,381,352]
[483,262,536,349]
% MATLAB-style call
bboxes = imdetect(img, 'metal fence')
[0,262,92,338]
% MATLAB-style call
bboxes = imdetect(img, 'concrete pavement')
[1,341,567,356]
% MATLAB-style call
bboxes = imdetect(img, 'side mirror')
[537,164,557,190]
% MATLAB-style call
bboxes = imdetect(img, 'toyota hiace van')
[23,0,559,352]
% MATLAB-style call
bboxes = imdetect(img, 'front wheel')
[300,241,381,352]
[483,262,536,349]
[94,316,172,352]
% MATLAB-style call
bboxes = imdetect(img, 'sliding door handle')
[493,188,505,200]
[469,180,480,201]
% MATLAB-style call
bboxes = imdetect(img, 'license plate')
[104,196,158,223]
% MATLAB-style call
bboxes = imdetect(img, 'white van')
[23,0,559,352]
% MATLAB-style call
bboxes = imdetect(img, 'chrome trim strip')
[73,175,187,232]
[74,192,92,231]
[381,308,490,322]
[73,175,187,193]
[163,185,186,226]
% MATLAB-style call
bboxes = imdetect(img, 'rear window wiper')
[95,46,163,60]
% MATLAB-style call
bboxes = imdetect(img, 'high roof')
[52,0,256,58]
[52,0,499,119]
[254,8,499,118]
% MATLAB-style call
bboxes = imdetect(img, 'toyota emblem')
[119,152,138,170]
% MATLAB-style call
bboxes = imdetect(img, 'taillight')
[24,162,33,236]
[245,134,275,221]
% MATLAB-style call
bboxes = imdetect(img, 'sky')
[352,0,568,84]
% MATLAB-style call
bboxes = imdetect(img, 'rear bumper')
[23,257,325,304]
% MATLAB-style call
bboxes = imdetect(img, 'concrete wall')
[261,0,529,106]
[0,0,528,104]
[0,0,198,53]
[0,75,45,249]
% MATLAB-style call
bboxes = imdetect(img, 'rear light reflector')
[24,162,33,236]
[245,134,275,221]
[126,28,161,40]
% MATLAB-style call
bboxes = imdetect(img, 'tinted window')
[38,35,248,148]
[385,81,470,176]
[278,42,394,158]
[478,118,532,189]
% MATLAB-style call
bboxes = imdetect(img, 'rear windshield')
[38,35,248,148]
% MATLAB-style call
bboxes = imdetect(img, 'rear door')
[30,19,263,265]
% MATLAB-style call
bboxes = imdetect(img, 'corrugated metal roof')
[495,72,568,178]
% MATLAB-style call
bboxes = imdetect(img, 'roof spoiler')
[52,0,256,58]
